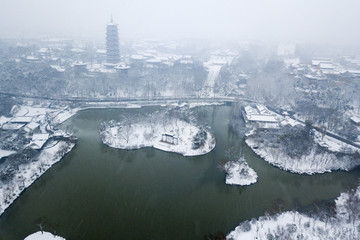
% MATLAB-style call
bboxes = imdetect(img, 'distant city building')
[106,16,120,64]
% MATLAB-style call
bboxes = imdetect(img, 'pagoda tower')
[106,16,120,64]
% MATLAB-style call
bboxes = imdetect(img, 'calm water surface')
[0,105,359,240]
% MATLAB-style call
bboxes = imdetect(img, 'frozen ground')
[0,141,75,216]
[100,119,216,156]
[227,186,360,240]
[225,158,258,186]
[24,231,65,240]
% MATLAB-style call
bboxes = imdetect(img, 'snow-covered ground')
[100,119,216,156]
[246,136,360,174]
[0,141,75,216]
[314,131,359,154]
[227,186,360,240]
[201,56,225,98]
[11,105,79,125]
[24,231,65,240]
[243,104,360,174]
[225,158,258,186]
[0,149,16,160]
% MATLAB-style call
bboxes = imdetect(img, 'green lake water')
[0,105,358,240]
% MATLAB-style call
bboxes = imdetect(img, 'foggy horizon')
[1,0,360,45]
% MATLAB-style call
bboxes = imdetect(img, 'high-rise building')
[106,16,120,64]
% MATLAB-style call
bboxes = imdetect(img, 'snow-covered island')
[227,186,360,240]
[24,231,65,240]
[224,157,258,186]
[100,112,216,156]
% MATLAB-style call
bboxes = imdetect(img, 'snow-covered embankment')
[245,133,360,175]
[227,186,360,239]
[0,141,75,216]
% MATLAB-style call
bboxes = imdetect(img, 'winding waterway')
[0,105,359,240]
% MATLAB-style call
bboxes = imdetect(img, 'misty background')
[1,0,360,45]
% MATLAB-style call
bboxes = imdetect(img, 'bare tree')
[118,114,133,143]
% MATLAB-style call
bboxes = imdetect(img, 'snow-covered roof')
[73,61,86,67]
[115,65,131,70]
[28,133,50,149]
[24,122,40,132]
[247,114,278,123]
[255,104,268,114]
[304,74,324,80]
[28,140,47,149]
[50,65,65,72]
[10,116,33,123]
[347,69,360,75]
[25,56,40,61]
[320,63,334,69]
[350,116,360,124]
[321,69,340,75]
[244,106,259,116]
[32,133,49,140]
[131,54,147,60]
[180,59,193,64]
[146,58,162,64]
[163,132,177,137]
[96,49,106,54]
[38,48,49,53]
[1,123,25,130]
[71,48,84,53]
[311,59,332,66]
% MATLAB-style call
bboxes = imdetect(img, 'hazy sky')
[0,0,359,44]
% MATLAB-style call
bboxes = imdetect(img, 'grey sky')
[0,0,359,44]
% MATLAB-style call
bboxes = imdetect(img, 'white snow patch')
[24,231,65,240]
[314,131,358,154]
[0,116,10,126]
[0,149,16,159]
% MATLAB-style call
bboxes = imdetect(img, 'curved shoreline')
[245,136,360,175]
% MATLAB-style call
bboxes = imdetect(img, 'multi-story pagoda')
[106,16,120,64]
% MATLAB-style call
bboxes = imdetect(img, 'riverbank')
[0,140,74,216]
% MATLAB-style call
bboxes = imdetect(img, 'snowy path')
[202,64,222,98]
